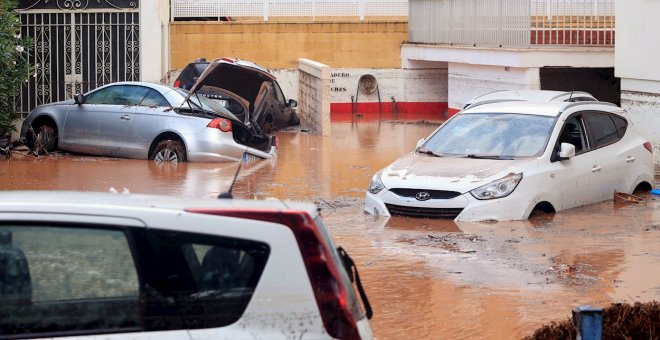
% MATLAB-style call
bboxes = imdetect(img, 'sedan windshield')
[420,113,555,158]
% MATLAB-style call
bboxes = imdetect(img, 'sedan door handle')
[120,115,131,121]
[591,165,602,173]
[626,156,636,163]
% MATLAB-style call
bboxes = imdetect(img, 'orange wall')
[170,21,408,69]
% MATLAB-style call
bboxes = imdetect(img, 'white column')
[139,0,169,83]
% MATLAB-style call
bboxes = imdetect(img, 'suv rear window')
[131,228,270,330]
[585,112,620,148]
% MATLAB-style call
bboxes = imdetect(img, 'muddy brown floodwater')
[2,121,660,339]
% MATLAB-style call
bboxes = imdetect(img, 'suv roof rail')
[558,101,618,115]
[464,98,526,110]
[549,91,594,102]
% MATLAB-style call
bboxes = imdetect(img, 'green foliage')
[0,0,31,136]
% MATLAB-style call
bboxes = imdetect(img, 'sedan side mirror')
[288,99,298,108]
[558,142,576,160]
[74,93,84,105]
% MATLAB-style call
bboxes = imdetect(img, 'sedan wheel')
[30,124,57,154]
[151,140,186,163]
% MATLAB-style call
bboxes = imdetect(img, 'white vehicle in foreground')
[365,100,653,221]
[0,191,372,339]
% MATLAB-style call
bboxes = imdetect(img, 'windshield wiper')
[466,154,514,160]
[417,148,443,157]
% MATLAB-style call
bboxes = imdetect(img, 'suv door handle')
[120,115,131,121]
[626,156,636,163]
[592,165,602,173]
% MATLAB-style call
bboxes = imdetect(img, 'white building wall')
[448,63,540,111]
[327,68,403,104]
[403,60,448,104]
[401,44,613,114]
[616,0,660,163]
[140,0,170,83]
[616,0,660,82]
[278,66,449,117]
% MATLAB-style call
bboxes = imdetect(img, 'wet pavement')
[2,121,660,339]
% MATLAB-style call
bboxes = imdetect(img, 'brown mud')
[1,121,659,339]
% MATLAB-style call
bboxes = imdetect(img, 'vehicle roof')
[461,100,615,117]
[184,58,272,78]
[469,90,596,104]
[210,58,271,75]
[93,81,177,94]
[0,191,319,219]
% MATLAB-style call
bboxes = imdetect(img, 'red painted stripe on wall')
[330,102,448,122]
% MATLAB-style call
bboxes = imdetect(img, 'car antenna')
[218,152,247,199]
[568,90,575,102]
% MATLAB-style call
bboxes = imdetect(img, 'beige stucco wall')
[170,21,407,69]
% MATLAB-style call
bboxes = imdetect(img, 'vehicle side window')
[85,85,149,106]
[83,87,113,104]
[557,115,587,154]
[611,114,628,138]
[585,112,620,148]
[131,228,270,330]
[0,225,139,338]
[140,89,170,107]
[272,81,287,106]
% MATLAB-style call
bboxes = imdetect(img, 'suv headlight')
[470,173,522,200]
[368,171,385,194]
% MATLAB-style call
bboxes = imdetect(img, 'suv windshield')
[420,113,555,158]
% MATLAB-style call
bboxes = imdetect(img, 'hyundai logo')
[415,191,431,201]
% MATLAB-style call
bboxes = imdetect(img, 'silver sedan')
[20,82,276,162]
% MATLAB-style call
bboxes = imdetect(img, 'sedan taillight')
[644,141,653,153]
[207,118,232,132]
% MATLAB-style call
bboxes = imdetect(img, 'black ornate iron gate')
[16,0,140,116]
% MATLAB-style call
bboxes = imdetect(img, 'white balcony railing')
[171,0,408,21]
[409,0,615,47]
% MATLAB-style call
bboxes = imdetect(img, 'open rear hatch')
[188,58,275,135]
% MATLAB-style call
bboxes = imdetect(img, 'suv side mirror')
[74,93,84,105]
[558,142,576,160]
[288,99,297,108]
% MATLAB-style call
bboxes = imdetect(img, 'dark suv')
[175,58,300,134]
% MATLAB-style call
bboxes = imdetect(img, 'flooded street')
[2,121,660,339]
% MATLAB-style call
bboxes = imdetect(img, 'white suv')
[0,191,373,339]
[365,100,653,221]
